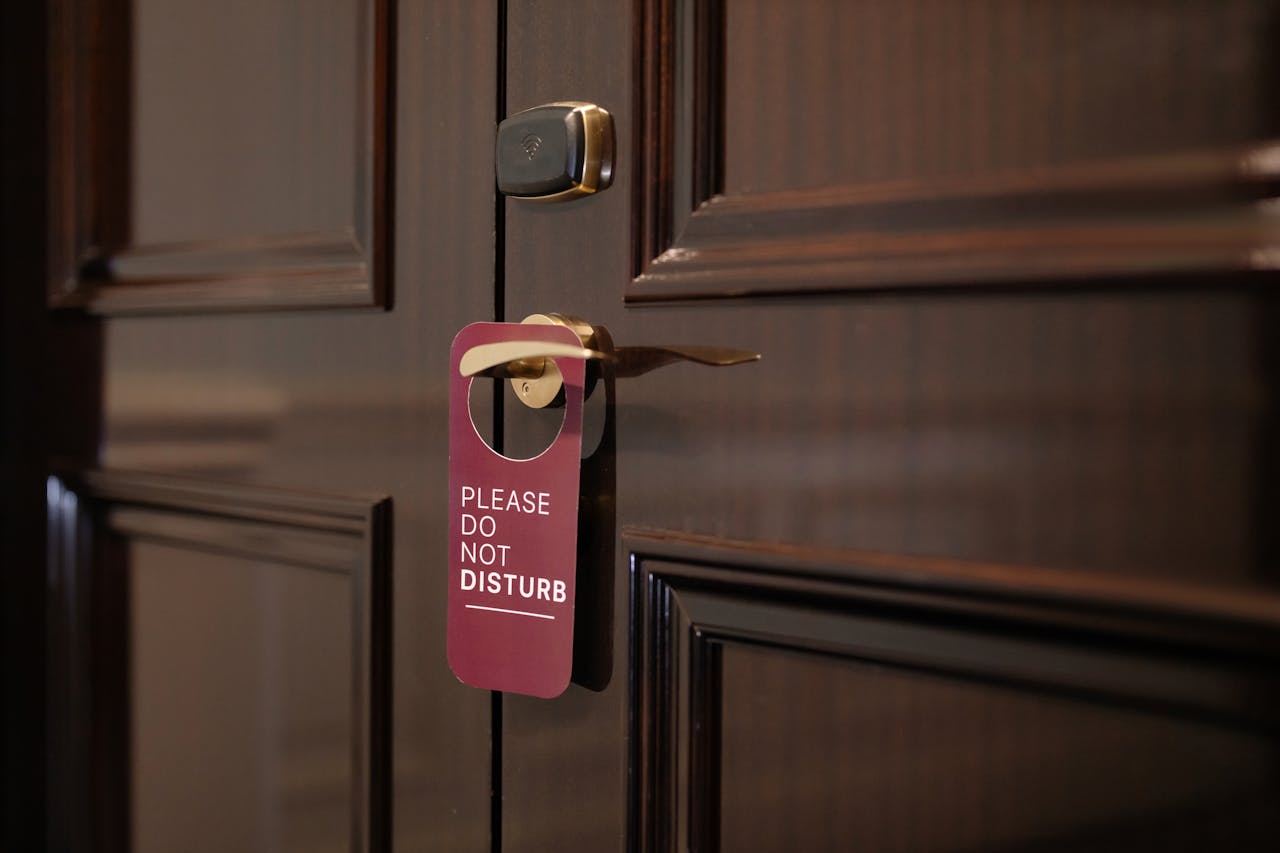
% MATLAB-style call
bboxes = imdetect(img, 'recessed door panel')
[130,543,352,853]
[720,646,1279,852]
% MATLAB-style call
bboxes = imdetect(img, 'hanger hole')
[467,376,566,461]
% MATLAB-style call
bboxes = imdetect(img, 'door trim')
[627,529,1280,852]
[48,0,394,315]
[630,0,1280,303]
[46,470,392,852]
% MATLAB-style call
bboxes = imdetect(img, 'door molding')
[48,0,393,315]
[46,470,391,852]
[627,529,1280,851]
[631,0,1280,303]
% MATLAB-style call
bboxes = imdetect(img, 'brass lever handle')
[613,345,760,378]
[464,313,761,408]
[459,340,611,379]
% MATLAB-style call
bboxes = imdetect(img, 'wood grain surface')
[503,1,1280,850]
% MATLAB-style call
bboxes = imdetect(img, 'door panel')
[717,648,1277,852]
[632,539,1280,851]
[130,545,354,853]
[51,0,389,312]
[630,0,1280,300]
[502,1,1280,851]
[130,0,365,247]
[720,0,1279,191]
[48,472,389,852]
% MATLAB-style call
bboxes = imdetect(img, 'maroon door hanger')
[446,322,586,698]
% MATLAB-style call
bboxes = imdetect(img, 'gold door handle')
[613,344,759,378]
[459,340,611,379]
[460,313,761,408]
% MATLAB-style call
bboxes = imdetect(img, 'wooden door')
[45,1,500,851]
[499,1,1280,851]
[33,1,1280,852]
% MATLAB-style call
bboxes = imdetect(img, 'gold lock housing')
[509,313,598,408]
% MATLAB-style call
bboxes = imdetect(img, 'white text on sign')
[457,485,565,607]
[460,485,551,515]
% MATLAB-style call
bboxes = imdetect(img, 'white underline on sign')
[465,604,555,620]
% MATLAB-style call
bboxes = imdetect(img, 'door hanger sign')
[447,322,585,698]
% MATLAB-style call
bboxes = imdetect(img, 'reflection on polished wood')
[105,373,285,473]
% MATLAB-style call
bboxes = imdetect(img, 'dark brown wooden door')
[40,1,1280,852]
[498,1,1280,851]
[48,1,499,851]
